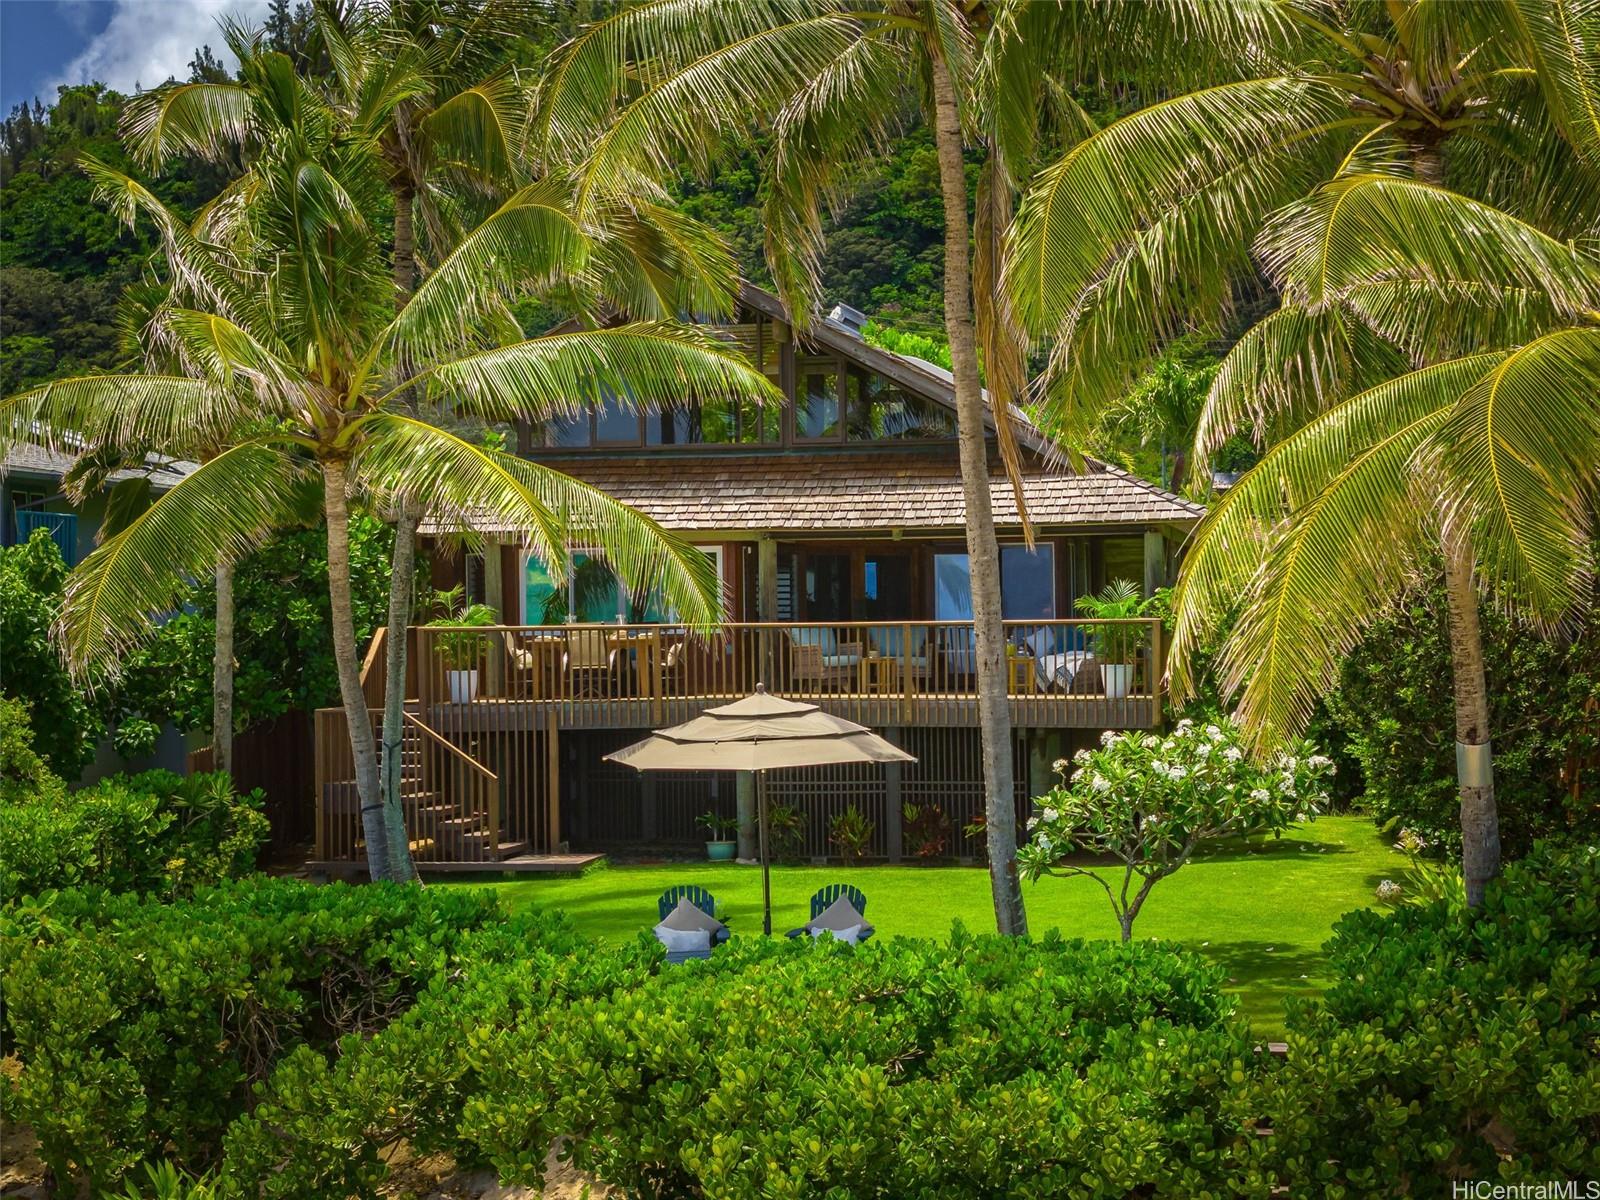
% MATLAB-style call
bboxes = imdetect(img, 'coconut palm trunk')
[379,182,421,884]
[929,44,1027,936]
[211,558,234,774]
[324,458,391,881]
[1442,522,1500,906]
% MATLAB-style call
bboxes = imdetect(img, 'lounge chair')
[787,883,874,943]
[785,626,864,691]
[655,885,731,963]
[657,885,732,945]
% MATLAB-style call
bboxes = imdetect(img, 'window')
[594,389,640,445]
[932,545,1056,621]
[737,395,781,443]
[796,368,840,439]
[547,413,590,447]
[645,408,698,445]
[1000,544,1054,620]
[847,368,957,440]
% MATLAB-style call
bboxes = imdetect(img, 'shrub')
[0,878,573,1193]
[0,762,269,904]
[453,931,1257,1199]
[1247,842,1600,1191]
[1323,576,1600,856]
[1018,718,1334,941]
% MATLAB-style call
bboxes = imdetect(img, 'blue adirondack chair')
[787,884,872,941]
[656,884,731,950]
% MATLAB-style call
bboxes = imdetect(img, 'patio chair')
[563,628,618,698]
[785,626,863,691]
[868,625,931,683]
[786,883,873,942]
[657,885,732,945]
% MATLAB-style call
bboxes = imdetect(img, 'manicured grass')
[482,814,1399,1035]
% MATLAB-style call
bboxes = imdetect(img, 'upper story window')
[796,363,840,440]
[847,368,957,440]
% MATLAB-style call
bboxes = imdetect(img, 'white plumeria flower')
[1074,748,1091,763]
[1041,807,1058,823]
[1205,724,1223,740]
[1308,754,1332,770]
[1175,719,1194,735]
[1224,746,1242,762]
[1092,774,1112,793]
[1037,834,1053,852]
[1168,765,1187,780]
[1052,758,1069,773]
[1100,730,1118,747]
[1250,788,1270,803]
[1295,812,1309,822]
[1026,817,1038,830]
[1152,761,1168,776]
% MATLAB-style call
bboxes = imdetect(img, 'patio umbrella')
[605,685,915,934]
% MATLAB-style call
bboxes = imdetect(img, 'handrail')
[430,618,1161,631]
[401,711,498,784]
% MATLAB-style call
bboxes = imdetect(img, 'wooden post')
[757,537,778,621]
[1142,531,1167,598]
[885,727,904,864]
[1150,617,1164,728]
[484,539,506,697]
[544,720,561,852]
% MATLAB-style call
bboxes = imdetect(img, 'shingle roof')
[424,449,1203,536]
[3,444,198,490]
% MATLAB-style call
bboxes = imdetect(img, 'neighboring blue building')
[2,443,196,564]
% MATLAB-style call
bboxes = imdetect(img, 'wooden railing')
[313,705,520,867]
[413,618,1164,731]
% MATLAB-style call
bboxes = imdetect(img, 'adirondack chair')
[656,885,731,946]
[787,884,873,941]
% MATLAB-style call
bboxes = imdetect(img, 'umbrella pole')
[758,770,772,936]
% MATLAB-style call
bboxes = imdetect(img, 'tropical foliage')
[1007,0,1600,904]
[1018,718,1334,941]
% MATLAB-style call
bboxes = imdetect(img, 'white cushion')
[653,925,712,953]
[828,923,864,945]
[821,653,861,668]
[659,897,726,937]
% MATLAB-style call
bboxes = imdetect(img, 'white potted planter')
[1101,662,1134,699]
[447,668,481,704]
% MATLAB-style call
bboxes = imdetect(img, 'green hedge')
[1248,841,1600,1191]
[0,767,269,904]
[0,878,583,1192]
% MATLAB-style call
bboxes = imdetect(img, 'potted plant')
[1075,579,1149,699]
[427,602,498,703]
[697,811,740,860]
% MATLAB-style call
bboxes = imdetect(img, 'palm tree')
[117,5,746,876]
[1008,0,1600,904]
[2,54,778,882]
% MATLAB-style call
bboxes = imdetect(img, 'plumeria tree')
[1,48,777,881]
[1017,718,1334,942]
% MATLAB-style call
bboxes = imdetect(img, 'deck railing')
[413,617,1164,730]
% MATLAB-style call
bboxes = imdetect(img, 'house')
[311,286,1203,873]
[2,443,196,565]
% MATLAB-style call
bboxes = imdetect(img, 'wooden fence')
[187,710,315,852]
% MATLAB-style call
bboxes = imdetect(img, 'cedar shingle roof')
[426,449,1203,536]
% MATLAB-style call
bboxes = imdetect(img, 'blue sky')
[1,0,267,114]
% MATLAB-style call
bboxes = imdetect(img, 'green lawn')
[482,814,1400,1035]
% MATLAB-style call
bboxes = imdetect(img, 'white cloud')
[54,0,270,96]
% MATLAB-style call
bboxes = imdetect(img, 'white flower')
[1073,748,1092,763]
[1026,817,1038,830]
[1091,774,1112,793]
[1100,730,1118,747]
[1167,765,1187,780]
[1249,788,1270,803]
[1224,746,1243,762]
[1376,879,1403,902]
[1041,807,1058,823]
[1294,812,1309,823]
[1036,834,1053,852]
[1161,739,1176,753]
[1175,719,1194,735]
[1308,754,1333,770]
[1205,724,1223,740]
[1052,757,1069,773]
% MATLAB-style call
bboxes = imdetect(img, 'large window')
[796,367,840,439]
[594,389,640,445]
[932,544,1056,621]
[848,368,957,440]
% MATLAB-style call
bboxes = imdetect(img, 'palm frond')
[353,414,725,629]
[1197,303,1410,458]
[55,441,313,678]
[1435,326,1600,620]
[1258,174,1600,316]
[373,180,590,372]
[1,375,249,464]
[1169,355,1504,743]
[121,82,255,169]
[420,73,522,181]
[1502,0,1600,169]
[583,197,740,322]
[411,323,782,423]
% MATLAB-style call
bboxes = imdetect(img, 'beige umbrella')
[605,685,915,934]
